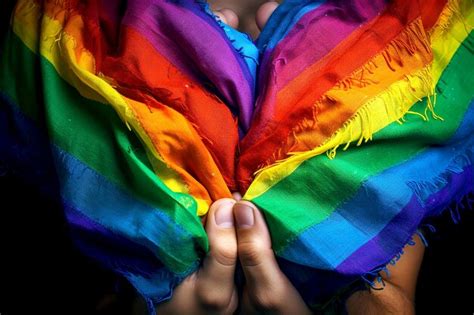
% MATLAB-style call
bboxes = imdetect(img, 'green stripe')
[254,31,474,253]
[0,31,208,271]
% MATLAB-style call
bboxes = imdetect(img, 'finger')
[234,200,279,277]
[155,274,199,314]
[214,8,239,29]
[233,201,284,290]
[232,191,242,201]
[256,1,279,30]
[234,201,312,314]
[196,198,238,312]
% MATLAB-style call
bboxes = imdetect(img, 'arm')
[345,233,425,314]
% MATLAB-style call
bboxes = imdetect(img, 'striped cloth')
[1,0,473,313]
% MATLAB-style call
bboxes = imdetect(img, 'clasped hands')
[157,4,313,313]
[156,196,313,315]
[157,2,422,313]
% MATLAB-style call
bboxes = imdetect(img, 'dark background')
[1,1,473,314]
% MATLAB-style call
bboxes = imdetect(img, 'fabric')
[1,0,473,313]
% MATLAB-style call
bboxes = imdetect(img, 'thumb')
[233,201,312,314]
[196,199,238,312]
[256,1,279,31]
[233,201,284,288]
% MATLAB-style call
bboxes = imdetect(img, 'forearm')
[345,280,415,315]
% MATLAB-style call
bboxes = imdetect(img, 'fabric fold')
[1,0,472,313]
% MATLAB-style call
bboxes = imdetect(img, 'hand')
[231,200,424,315]
[156,4,282,314]
[345,232,425,315]
[155,198,239,315]
[212,1,280,36]
[154,196,312,315]
[232,200,313,315]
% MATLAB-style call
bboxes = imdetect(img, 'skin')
[155,194,424,315]
[155,2,426,314]
[209,0,280,39]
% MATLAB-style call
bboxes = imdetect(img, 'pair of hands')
[157,2,424,314]
[155,195,424,315]
[157,6,310,314]
[156,197,312,315]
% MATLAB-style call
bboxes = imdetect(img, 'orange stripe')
[273,18,430,164]
[125,96,232,203]
[100,26,239,190]
[34,0,234,206]
[237,0,434,191]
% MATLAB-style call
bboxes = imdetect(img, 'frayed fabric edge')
[359,190,473,294]
[306,191,473,315]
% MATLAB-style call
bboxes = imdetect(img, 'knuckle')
[211,240,237,266]
[185,271,198,283]
[238,240,269,266]
[197,291,231,311]
[210,237,237,266]
[251,291,281,311]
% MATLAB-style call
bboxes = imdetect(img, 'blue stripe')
[52,143,198,268]
[1,92,198,311]
[336,165,473,274]
[0,90,200,271]
[66,204,187,305]
[195,0,325,87]
[256,0,325,51]
[197,0,259,84]
[281,99,474,269]
[66,204,169,277]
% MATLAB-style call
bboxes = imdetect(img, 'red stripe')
[237,0,445,192]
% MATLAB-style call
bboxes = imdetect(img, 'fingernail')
[234,203,255,228]
[232,191,242,201]
[215,202,234,228]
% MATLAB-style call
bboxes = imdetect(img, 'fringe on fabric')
[253,19,435,179]
[245,0,472,200]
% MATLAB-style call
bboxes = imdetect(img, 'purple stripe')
[120,0,255,130]
[275,0,386,89]
[66,202,167,277]
[255,0,387,114]
[336,165,474,275]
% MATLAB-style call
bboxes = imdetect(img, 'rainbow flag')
[1,0,473,312]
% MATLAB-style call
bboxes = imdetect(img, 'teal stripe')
[281,99,474,269]
[254,31,474,253]
[0,30,208,272]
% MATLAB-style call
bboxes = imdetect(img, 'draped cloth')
[1,0,473,312]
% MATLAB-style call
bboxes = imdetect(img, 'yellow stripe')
[244,0,474,200]
[12,0,213,214]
